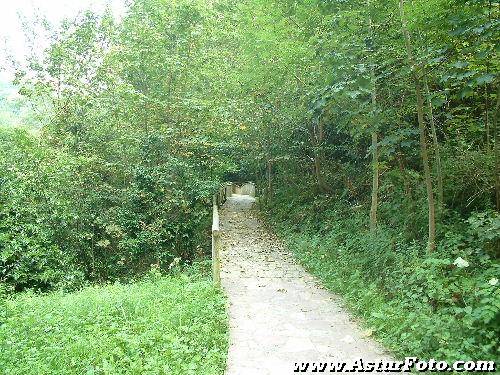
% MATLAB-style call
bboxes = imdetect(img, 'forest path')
[220,194,393,375]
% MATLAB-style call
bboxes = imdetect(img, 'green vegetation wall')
[1,2,499,362]
[2,0,249,291]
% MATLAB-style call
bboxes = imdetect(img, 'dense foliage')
[0,0,498,364]
[0,128,85,290]
[0,270,227,374]
[262,190,499,361]
[2,0,243,291]
[0,122,227,290]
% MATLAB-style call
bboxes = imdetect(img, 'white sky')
[0,0,127,81]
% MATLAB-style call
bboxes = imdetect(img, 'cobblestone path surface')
[220,194,393,375]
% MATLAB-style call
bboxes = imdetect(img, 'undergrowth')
[260,188,499,363]
[0,268,228,375]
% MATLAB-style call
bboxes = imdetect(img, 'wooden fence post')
[212,196,221,287]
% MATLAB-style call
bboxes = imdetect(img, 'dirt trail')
[220,194,394,375]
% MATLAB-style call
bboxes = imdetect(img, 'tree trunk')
[368,14,379,233]
[485,0,492,153]
[267,158,273,199]
[369,130,379,232]
[424,79,444,210]
[494,82,500,211]
[399,0,436,252]
[369,70,379,232]
[485,84,490,152]
[314,154,325,190]
[311,118,328,192]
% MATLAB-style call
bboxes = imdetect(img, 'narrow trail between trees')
[220,194,393,375]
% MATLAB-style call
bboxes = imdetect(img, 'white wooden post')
[212,196,221,286]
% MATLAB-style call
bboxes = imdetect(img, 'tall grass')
[0,272,228,375]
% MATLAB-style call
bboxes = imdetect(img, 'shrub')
[0,127,222,291]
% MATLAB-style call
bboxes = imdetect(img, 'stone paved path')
[220,194,393,375]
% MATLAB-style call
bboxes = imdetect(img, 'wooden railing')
[212,183,232,286]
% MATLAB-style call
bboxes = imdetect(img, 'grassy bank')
[0,270,228,375]
[260,188,499,363]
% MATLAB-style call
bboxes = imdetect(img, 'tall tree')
[495,82,500,211]
[424,79,444,211]
[399,0,436,251]
[368,6,379,233]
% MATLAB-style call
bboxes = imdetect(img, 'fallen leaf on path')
[362,329,374,337]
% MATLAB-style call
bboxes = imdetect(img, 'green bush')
[0,127,224,292]
[0,272,228,375]
[0,128,86,291]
